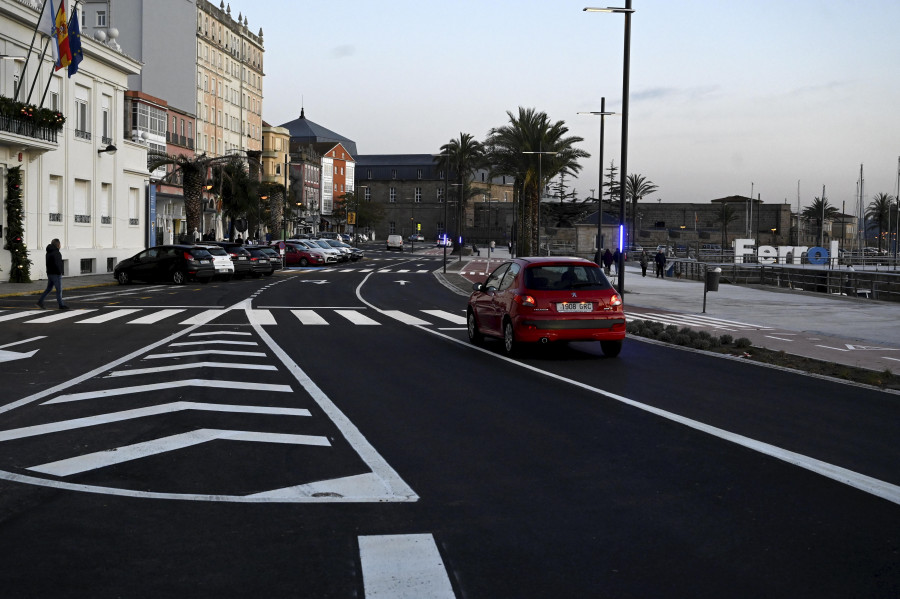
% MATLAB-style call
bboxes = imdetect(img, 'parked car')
[257,246,282,270]
[301,239,342,263]
[323,239,363,261]
[338,234,352,244]
[467,256,626,357]
[436,235,452,247]
[246,247,276,277]
[114,245,215,285]
[195,244,235,281]
[212,242,253,278]
[408,233,425,242]
[271,242,326,267]
[386,234,404,251]
[316,238,350,261]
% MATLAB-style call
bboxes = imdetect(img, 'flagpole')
[15,0,51,101]
[26,37,52,105]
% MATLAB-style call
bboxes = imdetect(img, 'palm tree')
[485,107,589,255]
[624,173,658,243]
[435,132,486,247]
[800,196,839,245]
[866,192,895,251]
[715,203,739,248]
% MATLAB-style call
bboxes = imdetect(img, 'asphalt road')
[0,250,898,598]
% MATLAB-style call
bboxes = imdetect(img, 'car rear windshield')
[189,248,213,259]
[203,246,228,256]
[524,265,612,291]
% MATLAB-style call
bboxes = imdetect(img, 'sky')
[235,0,900,215]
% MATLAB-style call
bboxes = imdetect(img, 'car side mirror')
[472,282,483,292]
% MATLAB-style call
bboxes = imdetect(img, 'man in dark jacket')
[654,249,667,278]
[37,239,69,310]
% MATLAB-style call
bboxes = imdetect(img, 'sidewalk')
[0,273,117,298]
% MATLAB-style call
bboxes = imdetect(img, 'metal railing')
[0,114,58,143]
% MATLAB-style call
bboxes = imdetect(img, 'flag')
[67,9,83,77]
[38,0,60,67]
[51,0,73,72]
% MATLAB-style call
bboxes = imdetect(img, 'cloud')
[632,85,719,103]
[330,45,356,59]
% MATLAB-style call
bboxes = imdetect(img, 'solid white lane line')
[128,309,186,324]
[0,401,311,442]
[28,429,331,477]
[380,310,431,326]
[359,534,455,599]
[76,309,143,324]
[292,309,329,325]
[335,310,380,325]
[143,350,267,360]
[107,362,278,377]
[169,340,258,347]
[421,310,467,325]
[26,309,97,323]
[43,379,293,404]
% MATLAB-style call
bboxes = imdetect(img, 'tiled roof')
[279,108,357,156]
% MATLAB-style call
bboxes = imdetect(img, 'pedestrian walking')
[602,248,613,275]
[37,238,69,310]
[639,250,649,277]
[612,248,620,275]
[654,249,667,278]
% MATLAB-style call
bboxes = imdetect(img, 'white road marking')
[335,310,380,325]
[381,310,431,326]
[43,379,292,404]
[179,309,225,325]
[293,309,329,325]
[189,331,252,337]
[0,336,46,349]
[26,309,97,323]
[0,312,42,322]
[421,310,467,325]
[359,534,455,599]
[765,335,795,342]
[0,401,311,442]
[815,345,849,352]
[107,362,278,377]
[169,339,259,347]
[76,309,143,324]
[28,429,331,477]
[143,349,267,360]
[247,309,276,326]
[128,309,186,324]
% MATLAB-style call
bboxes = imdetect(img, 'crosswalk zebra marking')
[76,309,143,324]
[292,309,329,325]
[335,310,380,325]
[128,309,186,324]
[421,310,467,325]
[26,309,97,323]
[381,310,431,326]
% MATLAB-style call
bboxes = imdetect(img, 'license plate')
[237,256,247,261]
[200,259,211,264]
[258,259,268,264]
[557,302,592,312]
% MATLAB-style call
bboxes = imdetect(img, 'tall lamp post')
[585,2,633,297]
[356,185,368,243]
[579,97,617,263]
[449,183,464,262]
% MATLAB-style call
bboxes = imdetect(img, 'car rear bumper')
[516,316,626,342]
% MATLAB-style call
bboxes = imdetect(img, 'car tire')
[600,339,623,358]
[172,270,186,285]
[502,319,518,356]
[299,257,309,267]
[467,310,484,345]
[117,271,130,285]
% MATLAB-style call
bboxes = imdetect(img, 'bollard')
[703,267,722,313]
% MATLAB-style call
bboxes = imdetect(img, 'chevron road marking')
[27,429,331,477]
[107,362,279,377]
[0,401,311,442]
[43,379,293,404]
[143,349,267,360]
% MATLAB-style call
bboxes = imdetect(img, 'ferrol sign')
[733,239,840,265]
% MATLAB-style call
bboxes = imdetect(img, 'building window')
[389,187,396,203]
[74,179,91,222]
[96,10,106,27]
[389,221,396,234]
[101,95,111,144]
[364,187,371,202]
[415,187,421,203]
[437,188,444,203]
[74,85,90,136]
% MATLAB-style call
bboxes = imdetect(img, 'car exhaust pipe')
[540,337,549,344]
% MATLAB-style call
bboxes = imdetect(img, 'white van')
[386,235,404,251]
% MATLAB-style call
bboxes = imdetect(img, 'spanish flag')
[51,0,73,72]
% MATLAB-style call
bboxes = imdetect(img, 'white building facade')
[1,0,149,280]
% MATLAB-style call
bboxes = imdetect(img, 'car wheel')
[502,319,518,356]
[299,257,309,267]
[600,340,623,358]
[172,270,186,285]
[117,271,130,285]
[467,310,483,345]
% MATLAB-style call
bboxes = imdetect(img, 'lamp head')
[98,144,117,155]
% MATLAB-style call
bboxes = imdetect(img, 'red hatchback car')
[467,257,626,357]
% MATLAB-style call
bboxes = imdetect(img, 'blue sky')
[240,0,900,214]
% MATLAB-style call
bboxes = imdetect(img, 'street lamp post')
[579,97,617,263]
[449,183,464,262]
[585,2,633,297]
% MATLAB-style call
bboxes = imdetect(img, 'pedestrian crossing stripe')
[628,312,773,332]
[11,307,467,328]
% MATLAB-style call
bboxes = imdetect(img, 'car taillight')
[609,294,622,306]
[183,251,196,261]
[250,256,258,262]
[515,294,536,307]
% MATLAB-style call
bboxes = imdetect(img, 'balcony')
[0,114,58,154]
[74,214,91,224]
[48,212,62,222]
[75,129,91,140]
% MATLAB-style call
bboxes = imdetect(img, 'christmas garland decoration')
[4,166,32,282]
[0,96,66,132]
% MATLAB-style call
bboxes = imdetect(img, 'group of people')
[638,249,669,278]
[595,247,669,280]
